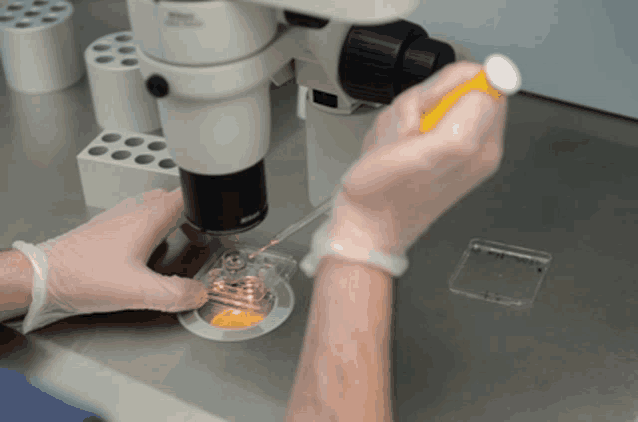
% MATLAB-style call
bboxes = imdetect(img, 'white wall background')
[406,0,638,120]
[0,0,634,119]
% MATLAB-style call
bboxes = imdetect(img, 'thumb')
[134,273,209,312]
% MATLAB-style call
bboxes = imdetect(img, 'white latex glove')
[15,188,209,334]
[328,61,508,259]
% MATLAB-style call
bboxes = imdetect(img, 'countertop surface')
[4,1,638,421]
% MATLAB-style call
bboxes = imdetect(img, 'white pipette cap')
[484,54,522,95]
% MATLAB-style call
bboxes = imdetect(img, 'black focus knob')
[146,74,169,98]
[338,20,456,105]
[397,36,455,96]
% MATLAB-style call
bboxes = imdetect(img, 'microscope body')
[125,0,455,235]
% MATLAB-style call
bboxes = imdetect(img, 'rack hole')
[88,146,108,156]
[33,1,48,5]
[148,141,166,151]
[41,16,55,22]
[0,15,14,21]
[135,154,154,165]
[96,56,114,64]
[24,10,39,16]
[101,134,121,143]
[159,159,176,169]
[8,5,24,11]
[93,44,110,51]
[118,46,135,54]
[124,137,144,147]
[112,151,131,160]
[115,34,132,42]
[49,5,65,12]
[15,22,31,28]
[121,59,138,67]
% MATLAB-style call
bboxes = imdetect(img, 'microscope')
[125,0,456,236]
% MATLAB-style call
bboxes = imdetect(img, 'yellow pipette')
[420,54,522,133]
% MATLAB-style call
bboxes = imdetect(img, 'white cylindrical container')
[0,0,85,94]
[85,31,161,133]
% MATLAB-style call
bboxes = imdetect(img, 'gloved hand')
[14,188,209,334]
[327,61,508,261]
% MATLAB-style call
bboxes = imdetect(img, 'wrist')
[311,255,395,373]
[329,191,399,257]
[300,216,409,279]
[318,255,393,280]
[293,254,395,422]
[0,249,33,316]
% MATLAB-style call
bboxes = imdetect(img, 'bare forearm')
[0,249,33,319]
[287,256,395,422]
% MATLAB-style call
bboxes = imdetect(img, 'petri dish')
[178,245,297,342]
[448,238,553,308]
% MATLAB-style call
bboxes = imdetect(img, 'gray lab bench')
[4,1,638,420]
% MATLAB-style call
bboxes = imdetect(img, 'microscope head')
[244,0,422,25]
[128,0,455,236]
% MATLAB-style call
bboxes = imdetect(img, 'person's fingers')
[131,273,209,312]
[343,140,434,196]
[132,189,185,261]
[428,91,501,156]
[361,98,408,156]
[144,188,168,201]
[344,91,503,198]
[137,188,181,206]
[361,61,497,155]
[152,188,185,223]
[392,61,487,137]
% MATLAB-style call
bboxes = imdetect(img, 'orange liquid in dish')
[211,309,265,328]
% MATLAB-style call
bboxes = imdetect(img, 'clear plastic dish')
[448,238,553,308]
[178,245,297,342]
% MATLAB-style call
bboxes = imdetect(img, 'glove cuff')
[300,220,409,279]
[11,241,50,334]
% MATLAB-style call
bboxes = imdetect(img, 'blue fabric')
[0,368,98,421]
